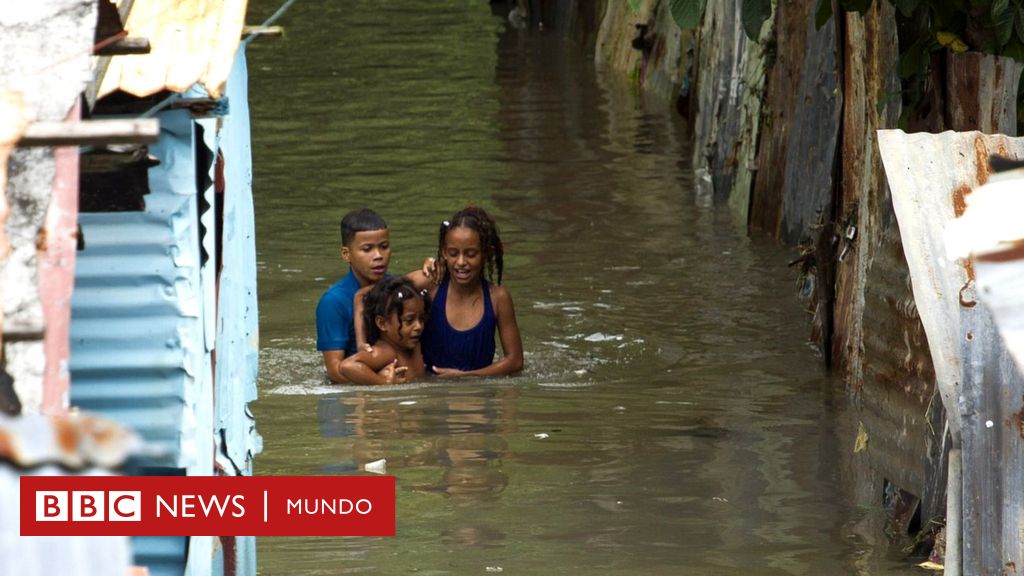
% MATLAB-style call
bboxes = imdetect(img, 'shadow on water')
[247,1,921,574]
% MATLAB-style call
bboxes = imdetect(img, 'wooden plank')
[95,37,151,56]
[17,119,159,147]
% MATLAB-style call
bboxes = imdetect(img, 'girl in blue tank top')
[421,206,524,376]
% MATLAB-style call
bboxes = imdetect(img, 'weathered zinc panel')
[690,0,751,206]
[70,110,203,469]
[777,10,841,245]
[749,1,812,237]
[215,48,262,480]
[727,15,773,224]
[879,130,1024,574]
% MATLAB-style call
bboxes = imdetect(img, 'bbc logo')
[36,491,141,522]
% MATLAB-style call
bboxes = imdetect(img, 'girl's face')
[377,298,425,351]
[442,226,483,286]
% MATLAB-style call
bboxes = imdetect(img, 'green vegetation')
[817,0,1024,130]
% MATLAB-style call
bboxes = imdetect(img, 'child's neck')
[447,276,482,297]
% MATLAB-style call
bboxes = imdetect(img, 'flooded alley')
[247,2,917,574]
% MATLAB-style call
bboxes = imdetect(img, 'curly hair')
[436,206,504,285]
[362,277,431,345]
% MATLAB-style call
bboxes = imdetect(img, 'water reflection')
[317,385,517,503]
[248,0,920,573]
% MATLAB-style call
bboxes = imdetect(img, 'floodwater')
[247,2,918,575]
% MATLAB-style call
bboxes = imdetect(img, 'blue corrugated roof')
[70,111,204,469]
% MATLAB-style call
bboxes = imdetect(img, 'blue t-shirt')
[316,270,361,356]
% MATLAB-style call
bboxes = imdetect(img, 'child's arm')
[340,345,406,385]
[353,285,371,349]
[405,257,440,291]
[434,285,524,378]
[322,350,349,383]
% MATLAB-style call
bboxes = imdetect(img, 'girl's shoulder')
[488,283,515,307]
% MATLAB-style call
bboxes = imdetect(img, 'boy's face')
[342,229,391,286]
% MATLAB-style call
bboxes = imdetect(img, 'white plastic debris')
[533,433,549,439]
[364,458,387,474]
[485,567,503,573]
[584,332,623,342]
[399,400,417,406]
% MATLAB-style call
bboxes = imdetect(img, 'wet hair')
[362,277,431,345]
[437,205,504,284]
[340,208,387,246]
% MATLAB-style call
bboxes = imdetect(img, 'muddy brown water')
[246,2,920,574]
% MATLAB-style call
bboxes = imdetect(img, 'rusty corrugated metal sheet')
[947,175,1024,372]
[97,0,248,99]
[0,412,142,468]
[0,413,138,575]
[879,129,1024,573]
[946,52,1023,134]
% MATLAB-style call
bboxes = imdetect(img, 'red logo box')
[21,476,395,536]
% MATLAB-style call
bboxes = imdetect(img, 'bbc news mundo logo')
[21,476,394,536]
[36,490,141,522]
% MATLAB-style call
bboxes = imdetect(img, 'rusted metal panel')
[777,10,841,244]
[947,176,1024,371]
[0,413,138,575]
[0,412,142,468]
[946,52,1023,135]
[749,1,812,237]
[948,172,1024,574]
[832,5,906,388]
[879,129,1024,574]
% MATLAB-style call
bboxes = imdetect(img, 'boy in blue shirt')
[316,209,391,382]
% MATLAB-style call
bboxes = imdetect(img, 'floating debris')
[364,458,387,474]
[854,421,868,453]
[485,567,503,573]
[533,433,549,439]
[584,332,623,342]
[399,401,417,406]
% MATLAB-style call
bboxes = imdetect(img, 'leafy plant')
[670,0,773,40]
[669,0,706,30]
[628,0,643,15]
